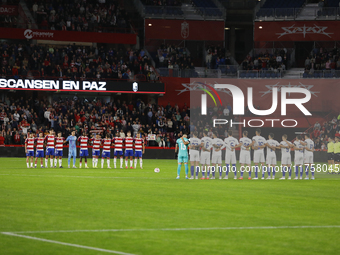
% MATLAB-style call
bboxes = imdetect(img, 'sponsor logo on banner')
[0,6,17,14]
[133,82,138,92]
[277,24,333,38]
[181,21,189,39]
[24,29,54,40]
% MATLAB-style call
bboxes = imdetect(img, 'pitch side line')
[7,225,340,234]
[1,232,136,255]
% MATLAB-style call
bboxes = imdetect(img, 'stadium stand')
[317,0,340,17]
[142,0,184,16]
[192,0,223,17]
[0,43,157,81]
[256,0,306,19]
[302,47,340,78]
[141,0,182,6]
[0,97,189,147]
[27,0,131,32]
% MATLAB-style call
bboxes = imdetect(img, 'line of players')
[24,130,145,169]
[185,128,315,180]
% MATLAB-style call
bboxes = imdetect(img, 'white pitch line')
[8,225,340,234]
[1,232,136,255]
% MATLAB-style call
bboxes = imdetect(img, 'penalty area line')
[9,225,340,234]
[0,232,136,255]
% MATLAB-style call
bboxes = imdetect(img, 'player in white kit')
[200,132,213,179]
[189,131,201,179]
[251,128,267,180]
[301,133,315,180]
[211,132,225,179]
[233,131,252,180]
[293,135,305,180]
[279,134,293,180]
[224,130,239,179]
[265,133,280,179]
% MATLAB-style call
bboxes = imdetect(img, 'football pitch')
[1,158,340,255]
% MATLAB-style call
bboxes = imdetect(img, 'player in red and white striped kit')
[34,132,45,168]
[101,133,112,168]
[78,132,89,168]
[134,133,145,169]
[55,132,65,168]
[91,133,102,168]
[124,131,134,169]
[45,130,55,168]
[25,133,35,168]
[113,131,124,168]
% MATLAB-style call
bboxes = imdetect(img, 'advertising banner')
[0,27,137,44]
[0,78,165,94]
[254,21,340,41]
[145,19,225,41]
[0,5,18,16]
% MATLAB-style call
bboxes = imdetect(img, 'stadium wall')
[0,147,328,162]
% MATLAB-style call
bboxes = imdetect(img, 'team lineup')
[24,127,338,179]
[24,130,145,169]
[175,128,335,180]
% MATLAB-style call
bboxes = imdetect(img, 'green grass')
[1,158,340,255]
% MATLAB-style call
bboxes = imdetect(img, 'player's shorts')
[134,151,143,158]
[92,150,100,156]
[200,152,210,165]
[125,150,134,157]
[80,150,88,157]
[225,151,237,164]
[266,155,277,165]
[102,151,110,158]
[114,150,123,156]
[36,150,44,158]
[281,155,292,165]
[55,150,63,157]
[46,148,54,156]
[189,150,200,162]
[294,156,304,165]
[68,149,77,157]
[334,153,340,162]
[253,150,265,163]
[178,155,188,163]
[211,155,222,164]
[26,151,34,157]
[239,151,251,165]
[304,154,314,164]
[328,153,334,160]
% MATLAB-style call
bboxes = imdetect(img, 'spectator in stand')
[0,95,189,147]
[314,121,321,130]
[0,42,156,81]
[0,132,4,146]
[25,0,130,33]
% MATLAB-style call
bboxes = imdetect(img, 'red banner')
[0,5,18,16]
[145,19,224,41]
[254,21,340,41]
[0,27,136,44]
[158,77,190,108]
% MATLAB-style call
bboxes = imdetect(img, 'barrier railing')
[218,65,239,76]
[301,70,340,78]
[255,7,340,21]
[238,70,282,78]
[156,68,222,78]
